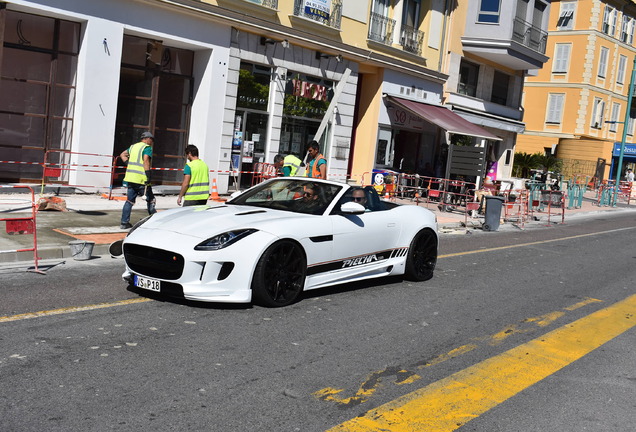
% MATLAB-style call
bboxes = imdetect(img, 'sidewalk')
[0,186,634,265]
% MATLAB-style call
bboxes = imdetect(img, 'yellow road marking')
[327,294,636,432]
[438,227,636,259]
[0,298,152,323]
[316,297,602,406]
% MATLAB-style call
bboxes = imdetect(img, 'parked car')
[122,177,438,307]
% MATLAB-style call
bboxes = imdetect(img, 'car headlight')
[127,214,153,237]
[195,229,257,251]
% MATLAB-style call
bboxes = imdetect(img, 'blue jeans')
[121,183,156,224]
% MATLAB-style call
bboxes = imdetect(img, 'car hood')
[134,204,306,239]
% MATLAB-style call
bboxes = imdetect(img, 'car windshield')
[227,179,344,215]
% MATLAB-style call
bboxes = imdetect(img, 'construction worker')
[273,153,303,177]
[306,141,326,179]
[177,144,210,206]
[119,131,156,229]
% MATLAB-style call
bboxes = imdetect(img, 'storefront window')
[280,71,333,158]
[234,62,272,188]
[238,62,271,111]
[283,72,333,119]
[0,10,80,182]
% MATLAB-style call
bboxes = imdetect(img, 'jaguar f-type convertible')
[122,177,438,307]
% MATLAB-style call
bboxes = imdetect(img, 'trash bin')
[483,195,505,231]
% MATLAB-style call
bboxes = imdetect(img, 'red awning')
[386,96,502,141]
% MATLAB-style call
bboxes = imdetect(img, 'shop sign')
[292,79,328,101]
[390,107,424,130]
[304,0,331,20]
[612,142,636,157]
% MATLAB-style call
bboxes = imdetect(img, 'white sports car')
[122,177,438,307]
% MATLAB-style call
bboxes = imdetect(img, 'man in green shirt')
[177,145,210,206]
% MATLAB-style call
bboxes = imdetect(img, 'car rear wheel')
[404,228,437,281]
[252,240,306,307]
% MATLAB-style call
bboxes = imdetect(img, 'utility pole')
[613,55,636,206]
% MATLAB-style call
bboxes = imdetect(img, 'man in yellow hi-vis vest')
[273,153,304,176]
[119,131,157,229]
[177,145,210,206]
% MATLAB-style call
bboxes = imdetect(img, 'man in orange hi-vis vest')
[306,141,326,179]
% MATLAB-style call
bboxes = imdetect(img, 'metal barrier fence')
[0,185,44,273]
[41,150,115,195]
[595,181,633,207]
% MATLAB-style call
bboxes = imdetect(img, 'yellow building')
[518,0,636,181]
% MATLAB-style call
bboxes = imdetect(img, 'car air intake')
[124,244,185,280]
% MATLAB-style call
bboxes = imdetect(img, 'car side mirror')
[340,202,366,214]
[228,190,243,202]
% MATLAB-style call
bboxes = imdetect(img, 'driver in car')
[296,183,322,213]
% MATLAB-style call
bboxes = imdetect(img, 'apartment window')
[628,117,635,136]
[591,98,605,128]
[621,16,635,44]
[617,55,627,84]
[491,71,510,105]
[546,94,564,124]
[609,103,621,132]
[553,44,571,73]
[603,6,617,36]
[458,60,479,97]
[598,47,609,78]
[477,0,500,24]
[557,2,575,30]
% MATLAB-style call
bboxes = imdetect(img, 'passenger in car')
[350,187,370,211]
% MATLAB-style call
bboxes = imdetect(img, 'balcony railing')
[512,17,547,54]
[293,0,342,30]
[368,12,395,45]
[243,0,278,8]
[400,24,424,55]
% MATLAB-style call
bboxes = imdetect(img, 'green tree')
[512,152,540,178]
[536,154,563,173]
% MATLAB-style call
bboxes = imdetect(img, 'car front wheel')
[251,240,307,307]
[404,228,437,281]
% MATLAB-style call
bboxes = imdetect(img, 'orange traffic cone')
[209,178,223,202]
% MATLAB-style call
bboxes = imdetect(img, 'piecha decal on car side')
[307,249,397,276]
[342,254,379,268]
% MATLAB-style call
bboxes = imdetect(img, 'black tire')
[404,229,437,281]
[251,240,307,307]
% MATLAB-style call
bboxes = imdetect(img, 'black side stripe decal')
[307,247,409,276]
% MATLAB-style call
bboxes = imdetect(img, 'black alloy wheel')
[251,240,307,307]
[404,228,437,281]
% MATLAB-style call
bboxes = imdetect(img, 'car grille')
[124,243,185,280]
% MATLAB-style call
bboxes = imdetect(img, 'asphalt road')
[1,211,635,432]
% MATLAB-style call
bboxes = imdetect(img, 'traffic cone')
[209,178,223,202]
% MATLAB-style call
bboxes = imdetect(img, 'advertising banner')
[304,0,331,20]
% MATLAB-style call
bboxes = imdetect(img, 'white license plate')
[134,275,161,292]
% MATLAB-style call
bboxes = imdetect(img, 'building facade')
[444,0,550,183]
[517,0,636,181]
[0,0,550,193]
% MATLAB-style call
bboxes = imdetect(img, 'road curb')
[0,243,114,264]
